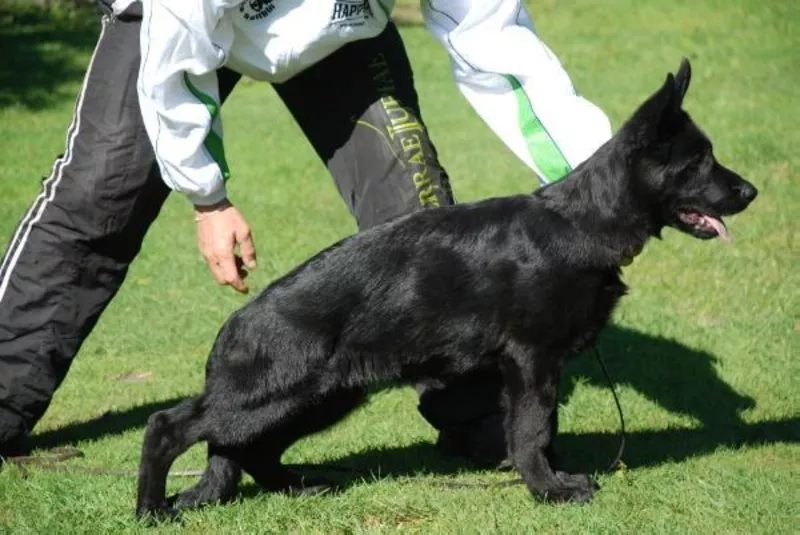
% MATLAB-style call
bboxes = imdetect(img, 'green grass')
[0,0,798,532]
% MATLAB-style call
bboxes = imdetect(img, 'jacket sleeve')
[422,0,612,184]
[138,0,240,205]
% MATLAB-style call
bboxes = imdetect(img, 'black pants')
[0,4,505,462]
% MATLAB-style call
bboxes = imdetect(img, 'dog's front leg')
[500,343,597,503]
[545,405,561,469]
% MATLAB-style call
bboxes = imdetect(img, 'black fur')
[135,59,757,521]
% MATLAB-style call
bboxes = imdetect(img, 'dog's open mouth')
[678,210,730,241]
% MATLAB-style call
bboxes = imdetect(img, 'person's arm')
[138,0,238,205]
[422,0,612,184]
[139,0,256,292]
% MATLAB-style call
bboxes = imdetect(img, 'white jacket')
[138,0,612,205]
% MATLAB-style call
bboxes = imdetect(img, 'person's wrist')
[194,198,232,221]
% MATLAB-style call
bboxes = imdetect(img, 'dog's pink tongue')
[702,215,731,242]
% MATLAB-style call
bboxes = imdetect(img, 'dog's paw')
[168,487,231,511]
[135,503,183,525]
[168,490,200,511]
[538,472,598,504]
[555,471,600,491]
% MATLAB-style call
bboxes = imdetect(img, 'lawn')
[0,0,797,533]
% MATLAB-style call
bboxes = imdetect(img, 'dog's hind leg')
[169,444,242,510]
[136,397,208,521]
[231,387,368,494]
[500,342,598,503]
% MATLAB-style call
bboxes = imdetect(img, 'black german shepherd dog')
[136,59,757,520]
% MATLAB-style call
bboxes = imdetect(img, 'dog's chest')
[513,268,626,352]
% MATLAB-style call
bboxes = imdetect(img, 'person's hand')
[194,199,257,293]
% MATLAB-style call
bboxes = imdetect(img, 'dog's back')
[209,192,623,396]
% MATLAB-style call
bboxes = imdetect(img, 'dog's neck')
[536,143,657,266]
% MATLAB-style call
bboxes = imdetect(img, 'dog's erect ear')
[621,59,692,145]
[622,71,677,141]
[673,58,692,107]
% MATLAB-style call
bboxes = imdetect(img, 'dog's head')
[622,58,757,241]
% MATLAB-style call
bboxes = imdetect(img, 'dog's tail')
[135,397,206,521]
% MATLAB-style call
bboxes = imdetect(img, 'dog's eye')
[671,154,707,186]
[684,152,711,173]
[697,153,715,174]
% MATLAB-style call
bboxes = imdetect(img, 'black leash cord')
[592,345,626,474]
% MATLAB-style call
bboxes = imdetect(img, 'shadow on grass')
[0,4,100,110]
[554,416,800,473]
[255,415,799,497]
[563,325,756,427]
[30,397,185,450]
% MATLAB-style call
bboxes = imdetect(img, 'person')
[0,0,611,465]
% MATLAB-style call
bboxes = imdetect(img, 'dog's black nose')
[735,181,758,202]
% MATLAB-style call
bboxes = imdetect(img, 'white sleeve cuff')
[186,183,229,206]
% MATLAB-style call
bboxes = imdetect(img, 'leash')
[3,448,204,479]
[3,454,356,479]
[591,345,627,473]
[4,346,626,488]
